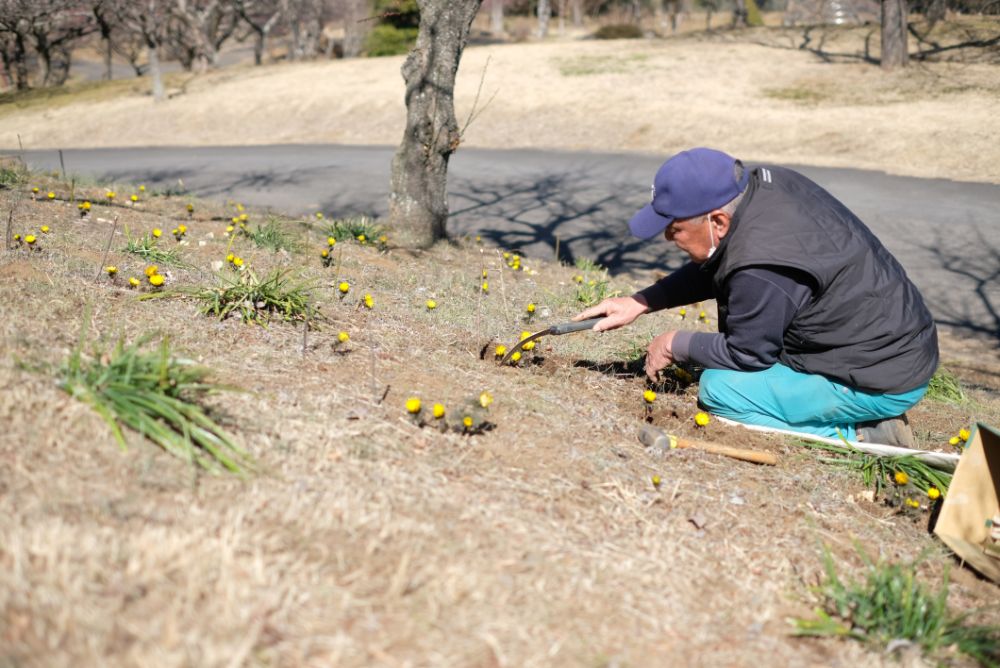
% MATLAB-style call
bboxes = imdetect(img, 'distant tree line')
[1,0,994,95]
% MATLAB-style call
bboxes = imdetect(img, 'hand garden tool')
[500,318,603,364]
[639,424,778,466]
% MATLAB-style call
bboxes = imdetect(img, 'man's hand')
[645,330,677,381]
[572,294,650,332]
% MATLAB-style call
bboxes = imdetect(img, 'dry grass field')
[1,168,999,667]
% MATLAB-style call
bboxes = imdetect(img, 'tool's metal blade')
[499,328,551,364]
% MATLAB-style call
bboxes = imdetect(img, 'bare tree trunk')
[537,0,550,38]
[342,0,366,58]
[732,0,747,26]
[388,0,484,247]
[571,0,582,26]
[489,0,504,35]
[148,42,165,100]
[13,32,29,90]
[881,0,908,69]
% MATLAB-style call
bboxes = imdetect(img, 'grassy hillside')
[2,168,998,666]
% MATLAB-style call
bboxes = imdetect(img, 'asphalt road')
[20,144,1000,342]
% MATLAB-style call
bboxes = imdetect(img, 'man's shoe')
[856,414,916,447]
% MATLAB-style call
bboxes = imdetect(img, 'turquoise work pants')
[698,363,929,439]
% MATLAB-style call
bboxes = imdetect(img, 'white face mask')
[705,215,717,259]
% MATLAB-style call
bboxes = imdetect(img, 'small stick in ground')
[475,249,484,347]
[369,341,378,404]
[554,234,561,264]
[495,249,510,324]
[5,186,22,250]
[95,216,119,283]
[301,308,310,358]
[58,149,66,182]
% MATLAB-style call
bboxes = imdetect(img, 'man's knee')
[698,369,730,411]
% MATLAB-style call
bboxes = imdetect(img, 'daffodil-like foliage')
[59,331,252,474]
[926,366,967,405]
[123,229,185,266]
[184,268,314,325]
[795,545,999,665]
[798,440,952,499]
[323,216,383,244]
[244,217,299,252]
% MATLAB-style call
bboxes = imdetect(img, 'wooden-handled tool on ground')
[639,424,778,466]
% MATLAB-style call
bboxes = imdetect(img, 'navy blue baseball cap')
[628,148,749,239]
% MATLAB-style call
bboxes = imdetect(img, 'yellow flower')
[145,265,158,276]
[522,341,535,351]
[321,249,329,258]
[130,194,138,202]
[105,266,118,276]
[339,281,350,294]
[494,344,507,357]
[363,294,373,309]
[694,412,711,427]
[139,185,146,193]
[462,416,473,428]
[426,299,437,310]
[327,236,336,247]
[32,187,39,194]
[171,228,179,236]
[679,307,687,318]
[40,225,50,233]
[148,274,165,286]
[106,191,115,200]
[927,487,941,500]
[526,302,536,313]
[905,497,920,508]
[405,397,421,414]
[378,235,387,244]
[482,269,488,279]
[894,470,909,485]
[475,235,481,242]
[178,224,187,233]
[958,428,970,441]
[128,277,140,288]
[47,192,55,200]
[338,331,350,343]
[510,351,522,363]
[186,203,194,212]
[519,331,532,341]
[80,201,91,210]
[573,275,583,283]
[24,234,36,245]
[226,253,235,263]
[699,311,707,320]
[502,251,510,259]
[643,389,656,404]
[152,228,162,238]
[315,212,324,220]
[479,391,493,408]
[432,403,446,419]
[481,281,489,292]
[239,213,248,222]
[13,234,19,241]
[232,257,244,267]
[226,225,235,233]
[949,436,961,446]
[651,475,662,488]
[231,217,239,225]
[357,234,366,242]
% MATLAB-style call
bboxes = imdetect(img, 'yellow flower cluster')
[172,224,188,241]
[948,427,971,447]
[145,265,165,287]
[78,201,91,217]
[694,412,710,427]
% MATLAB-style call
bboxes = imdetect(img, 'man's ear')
[710,210,732,239]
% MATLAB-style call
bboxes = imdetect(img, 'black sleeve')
[672,266,814,371]
[635,262,714,312]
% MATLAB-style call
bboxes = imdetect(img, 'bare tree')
[0,0,93,89]
[388,0,485,247]
[234,0,282,64]
[881,0,909,68]
[116,0,172,100]
[0,2,33,90]
[339,0,368,58]
[489,0,504,35]
[281,0,325,60]
[91,0,119,80]
[537,0,551,37]
[171,0,239,71]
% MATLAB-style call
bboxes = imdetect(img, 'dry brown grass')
[2,176,999,667]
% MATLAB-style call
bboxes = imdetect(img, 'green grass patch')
[555,53,649,77]
[926,366,967,404]
[761,86,829,105]
[244,216,299,252]
[324,216,383,245]
[0,165,25,187]
[157,267,314,326]
[795,547,1000,665]
[123,228,185,266]
[798,438,952,498]
[59,324,252,474]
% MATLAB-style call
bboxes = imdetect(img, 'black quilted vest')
[705,166,938,394]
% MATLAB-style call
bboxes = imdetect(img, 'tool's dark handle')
[550,318,603,335]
